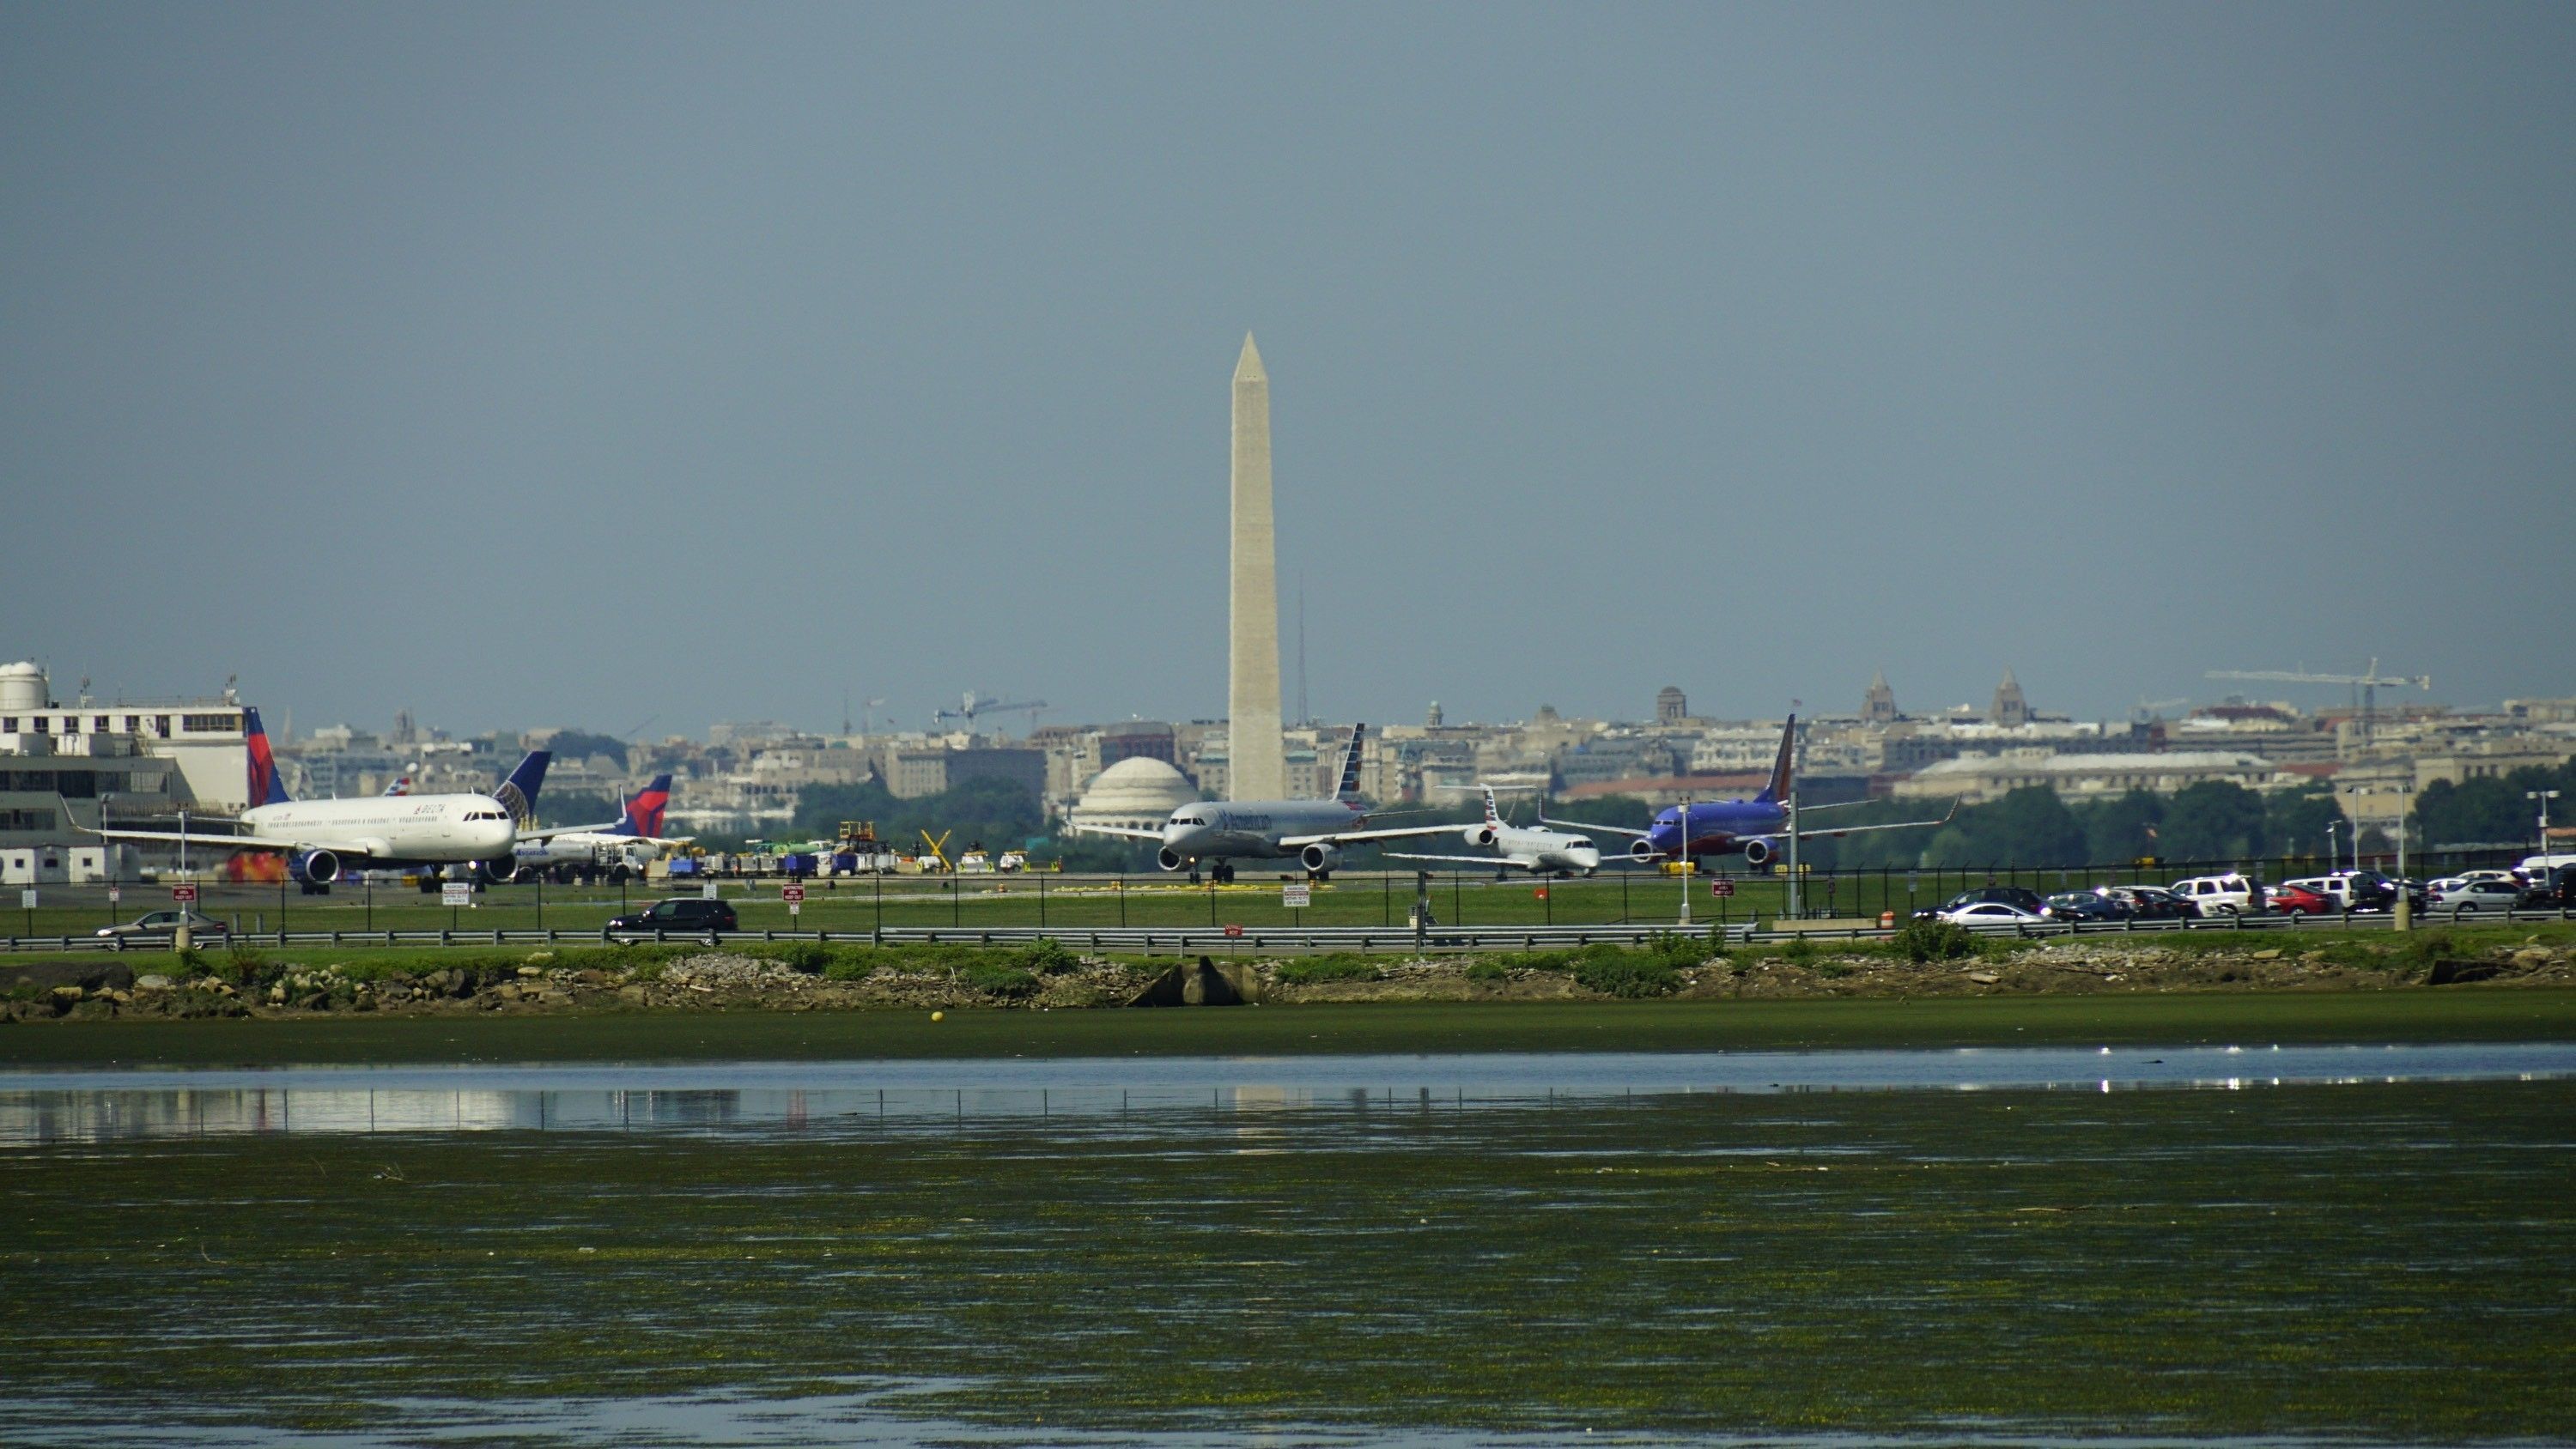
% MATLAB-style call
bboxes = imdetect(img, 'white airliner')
[95,710,561,885]
[1388,787,1608,877]
[1072,724,1463,882]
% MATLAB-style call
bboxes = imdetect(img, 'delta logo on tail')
[244,707,292,807]
[613,774,673,840]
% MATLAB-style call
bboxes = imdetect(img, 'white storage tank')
[0,662,46,712]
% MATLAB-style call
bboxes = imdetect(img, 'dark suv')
[607,897,739,934]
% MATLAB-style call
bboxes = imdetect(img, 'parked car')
[2425,878,2522,914]
[2516,865,2576,911]
[2168,873,2269,916]
[2044,891,2132,924]
[2099,884,2196,920]
[2282,873,2396,913]
[1940,900,2051,928]
[2263,882,2333,916]
[1916,886,2049,921]
[605,897,738,934]
[94,909,229,941]
[2459,869,2519,887]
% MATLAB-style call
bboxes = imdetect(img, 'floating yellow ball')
[930,1010,945,1022]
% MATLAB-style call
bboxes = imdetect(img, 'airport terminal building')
[0,661,252,883]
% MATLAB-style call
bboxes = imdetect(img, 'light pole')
[2325,817,2342,875]
[1677,795,1692,928]
[2389,782,2413,931]
[2531,790,2562,867]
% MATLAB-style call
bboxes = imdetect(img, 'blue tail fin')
[492,750,550,828]
[244,707,291,806]
[1331,724,1369,803]
[1753,714,1796,803]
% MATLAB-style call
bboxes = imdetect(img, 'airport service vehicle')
[1388,788,1608,877]
[95,910,228,941]
[2044,892,2131,924]
[2099,884,2195,919]
[96,709,551,889]
[2264,882,2332,916]
[2168,873,2268,916]
[605,897,738,934]
[510,775,680,883]
[1545,717,1950,868]
[1940,900,2050,928]
[2518,853,2576,882]
[2425,878,2523,914]
[1072,724,1471,883]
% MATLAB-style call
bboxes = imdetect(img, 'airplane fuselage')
[1488,822,1606,875]
[235,795,518,866]
[1156,799,1369,864]
[1639,798,1789,861]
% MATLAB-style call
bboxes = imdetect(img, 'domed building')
[1068,756,1200,837]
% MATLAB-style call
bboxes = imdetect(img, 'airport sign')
[1223,924,1243,938]
[17,889,33,911]
[1281,882,1310,909]
[441,882,473,907]
[1710,877,1736,898]
[781,883,806,904]
[171,883,197,904]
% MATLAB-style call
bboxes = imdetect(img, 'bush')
[1465,959,1509,983]
[1018,938,1080,975]
[1273,955,1380,985]
[778,943,833,975]
[1780,936,1818,964]
[1892,918,1979,963]
[1569,943,1681,998]
[963,961,1039,998]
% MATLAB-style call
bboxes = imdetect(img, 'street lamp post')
[1677,796,1692,928]
[2325,818,2341,876]
[2531,790,2563,868]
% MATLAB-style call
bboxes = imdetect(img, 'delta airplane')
[508,774,683,882]
[1073,724,1465,882]
[96,709,556,886]
[1388,787,1607,877]
[1542,715,1951,867]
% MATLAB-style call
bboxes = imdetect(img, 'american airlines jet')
[1072,724,1461,882]
[97,709,556,886]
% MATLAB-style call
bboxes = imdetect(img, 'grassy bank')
[3,986,2571,1067]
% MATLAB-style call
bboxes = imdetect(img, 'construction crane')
[2203,659,2430,745]
[2130,695,2190,724]
[933,691,1048,735]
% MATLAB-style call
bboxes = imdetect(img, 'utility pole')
[1785,789,1801,921]
[1677,796,1692,928]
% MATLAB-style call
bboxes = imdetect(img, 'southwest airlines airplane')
[1073,724,1461,882]
[98,708,564,885]
[1542,715,1950,866]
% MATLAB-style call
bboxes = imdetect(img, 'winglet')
[1754,714,1796,803]
[245,707,291,806]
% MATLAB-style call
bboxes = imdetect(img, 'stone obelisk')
[1228,333,1286,802]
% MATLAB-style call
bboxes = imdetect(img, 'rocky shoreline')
[3,929,2572,1023]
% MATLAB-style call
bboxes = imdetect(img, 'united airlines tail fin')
[492,750,551,828]
[613,773,674,839]
[1753,714,1797,803]
[1329,724,1369,803]
[245,707,291,806]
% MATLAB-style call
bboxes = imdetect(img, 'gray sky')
[6,3,2569,740]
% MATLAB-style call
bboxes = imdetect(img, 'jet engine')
[1298,842,1341,874]
[294,849,342,885]
[1462,823,1497,847]
[1629,837,1663,863]
[477,856,517,884]
[1157,846,1188,873]
[1742,838,1778,867]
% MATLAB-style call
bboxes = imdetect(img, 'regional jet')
[1388,787,1608,877]
[1072,724,1465,881]
[508,773,689,880]
[95,708,556,886]
[1543,714,1952,867]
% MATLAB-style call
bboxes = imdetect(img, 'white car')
[1940,901,2050,928]
[2424,878,2522,914]
[2168,873,2266,916]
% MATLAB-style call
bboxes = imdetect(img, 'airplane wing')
[1067,822,1167,841]
[1794,802,1958,840]
[1539,815,1651,838]
[517,819,624,842]
[1385,851,1532,867]
[1277,823,1468,848]
[91,827,381,855]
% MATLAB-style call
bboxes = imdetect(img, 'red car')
[2264,882,2332,916]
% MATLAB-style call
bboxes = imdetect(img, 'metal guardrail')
[4,907,2572,956]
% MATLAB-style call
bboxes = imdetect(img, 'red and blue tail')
[614,774,673,839]
[245,707,291,806]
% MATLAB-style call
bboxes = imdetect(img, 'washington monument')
[1228,333,1285,801]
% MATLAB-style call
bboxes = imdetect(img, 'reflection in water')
[2,1041,2570,1146]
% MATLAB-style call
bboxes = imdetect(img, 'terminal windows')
[180,713,240,735]
[94,716,110,732]
[60,717,78,734]
[0,809,54,832]
[155,716,170,736]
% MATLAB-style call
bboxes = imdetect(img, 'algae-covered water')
[3,1054,2570,1446]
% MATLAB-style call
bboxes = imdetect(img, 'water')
[2,1049,2568,1445]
